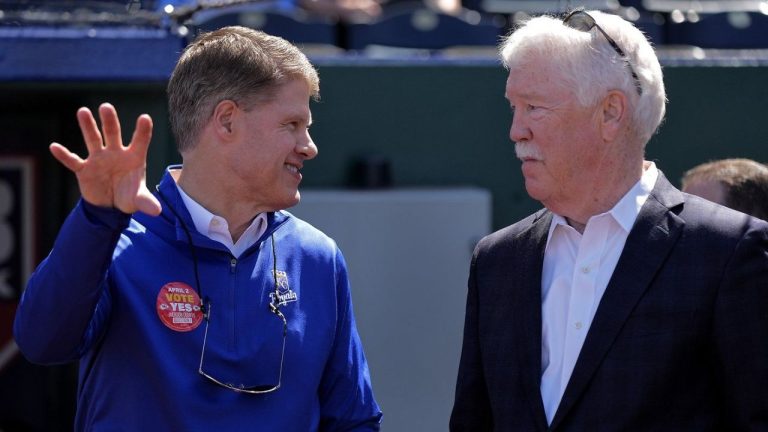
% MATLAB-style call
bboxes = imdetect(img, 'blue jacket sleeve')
[318,249,382,431]
[13,199,130,364]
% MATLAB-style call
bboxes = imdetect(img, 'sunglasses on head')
[563,10,643,96]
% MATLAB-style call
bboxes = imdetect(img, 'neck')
[565,217,587,234]
[176,155,263,243]
[553,158,647,232]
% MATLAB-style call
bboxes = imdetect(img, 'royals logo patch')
[269,270,297,306]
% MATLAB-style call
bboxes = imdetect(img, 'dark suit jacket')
[450,173,768,431]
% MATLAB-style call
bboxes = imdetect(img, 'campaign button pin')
[156,282,203,332]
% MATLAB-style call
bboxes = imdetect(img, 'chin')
[280,192,301,210]
[523,182,546,202]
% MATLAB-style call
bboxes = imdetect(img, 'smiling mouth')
[285,164,300,174]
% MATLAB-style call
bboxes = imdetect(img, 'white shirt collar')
[173,181,268,257]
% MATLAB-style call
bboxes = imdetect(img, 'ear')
[211,100,238,141]
[600,90,627,142]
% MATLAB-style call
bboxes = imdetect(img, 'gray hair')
[499,11,666,145]
[168,26,320,153]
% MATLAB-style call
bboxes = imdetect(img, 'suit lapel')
[512,209,552,431]
[549,173,686,430]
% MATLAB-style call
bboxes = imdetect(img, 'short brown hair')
[682,158,768,220]
[167,26,320,152]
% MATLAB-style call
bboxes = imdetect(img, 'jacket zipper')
[229,256,237,350]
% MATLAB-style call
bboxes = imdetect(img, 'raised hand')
[49,103,162,216]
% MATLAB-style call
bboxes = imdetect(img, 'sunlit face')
[505,58,605,213]
[682,179,727,206]
[227,78,317,212]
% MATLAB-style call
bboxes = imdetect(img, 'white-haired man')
[450,10,768,431]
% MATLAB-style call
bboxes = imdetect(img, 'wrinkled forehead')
[504,57,570,100]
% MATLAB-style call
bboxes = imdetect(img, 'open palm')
[50,103,162,216]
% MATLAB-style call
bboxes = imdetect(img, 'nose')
[298,131,318,160]
[509,112,531,143]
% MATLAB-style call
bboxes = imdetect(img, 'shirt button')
[211,219,220,226]
[575,321,583,330]
[580,266,590,274]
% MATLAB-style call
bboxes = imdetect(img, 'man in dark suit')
[450,10,768,431]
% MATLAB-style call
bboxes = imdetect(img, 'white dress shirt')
[175,183,267,258]
[539,162,658,424]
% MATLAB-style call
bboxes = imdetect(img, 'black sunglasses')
[563,10,643,96]
[197,235,287,394]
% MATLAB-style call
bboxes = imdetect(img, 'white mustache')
[515,142,543,161]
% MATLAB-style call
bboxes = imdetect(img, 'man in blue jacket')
[14,26,381,431]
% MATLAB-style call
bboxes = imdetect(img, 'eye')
[527,104,538,111]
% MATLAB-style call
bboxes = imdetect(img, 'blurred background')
[1,0,767,430]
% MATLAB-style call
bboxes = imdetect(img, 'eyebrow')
[284,109,312,125]
[505,90,549,103]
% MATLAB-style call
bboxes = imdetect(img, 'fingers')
[98,103,123,149]
[130,114,154,158]
[78,103,152,153]
[49,143,84,173]
[76,107,103,154]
